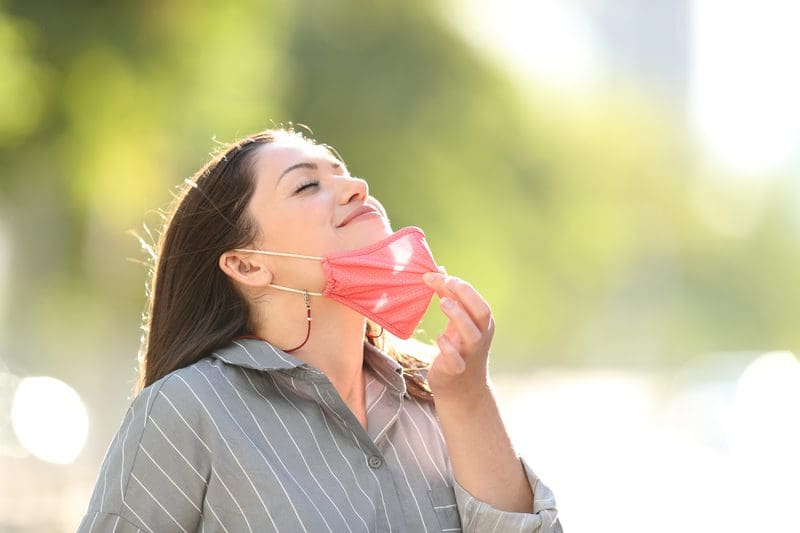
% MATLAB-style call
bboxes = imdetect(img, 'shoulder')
[81,364,218,530]
[126,356,233,429]
[107,358,234,471]
[128,356,251,442]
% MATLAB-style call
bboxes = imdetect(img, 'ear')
[218,250,274,289]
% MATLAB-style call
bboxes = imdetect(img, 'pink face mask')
[234,226,440,339]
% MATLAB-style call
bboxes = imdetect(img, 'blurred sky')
[450,0,800,177]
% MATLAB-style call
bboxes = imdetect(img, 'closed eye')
[294,180,319,194]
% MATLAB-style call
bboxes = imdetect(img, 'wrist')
[433,379,494,415]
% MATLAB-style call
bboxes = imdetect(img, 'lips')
[338,205,381,227]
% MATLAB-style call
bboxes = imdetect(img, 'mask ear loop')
[284,290,312,353]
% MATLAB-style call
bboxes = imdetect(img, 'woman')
[77,128,561,532]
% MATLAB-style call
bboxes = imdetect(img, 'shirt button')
[368,455,383,469]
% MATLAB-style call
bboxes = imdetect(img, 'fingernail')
[423,272,437,283]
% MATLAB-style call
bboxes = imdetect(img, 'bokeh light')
[727,352,800,531]
[11,376,88,465]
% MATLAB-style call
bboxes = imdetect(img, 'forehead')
[252,138,338,184]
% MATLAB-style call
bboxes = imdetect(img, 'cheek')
[272,202,332,241]
[267,197,325,223]
[254,195,335,249]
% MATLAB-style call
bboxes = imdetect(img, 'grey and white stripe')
[77,338,561,532]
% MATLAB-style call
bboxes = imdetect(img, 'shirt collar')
[211,337,305,372]
[211,337,407,394]
[363,340,407,395]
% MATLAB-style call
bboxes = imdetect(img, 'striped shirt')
[77,338,561,532]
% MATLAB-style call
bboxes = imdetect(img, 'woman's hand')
[422,268,537,516]
[423,267,536,516]
[422,266,496,404]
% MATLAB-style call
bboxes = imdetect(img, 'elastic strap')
[269,283,323,297]
[234,248,323,261]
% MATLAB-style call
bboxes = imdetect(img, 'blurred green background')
[0,0,798,531]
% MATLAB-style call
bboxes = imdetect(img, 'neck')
[253,291,368,407]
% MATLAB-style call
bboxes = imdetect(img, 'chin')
[349,223,392,249]
[366,223,393,241]
[337,216,393,249]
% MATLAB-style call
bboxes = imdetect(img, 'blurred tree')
[0,0,797,384]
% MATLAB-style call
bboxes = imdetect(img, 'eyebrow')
[276,160,344,189]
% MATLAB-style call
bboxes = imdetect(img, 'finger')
[439,297,483,349]
[435,333,466,374]
[423,272,458,300]
[443,320,463,351]
[443,277,493,333]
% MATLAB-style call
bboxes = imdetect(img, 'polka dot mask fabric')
[235,226,440,339]
[320,226,439,338]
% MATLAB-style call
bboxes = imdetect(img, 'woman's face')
[244,136,393,291]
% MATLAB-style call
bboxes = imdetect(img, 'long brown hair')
[134,127,434,402]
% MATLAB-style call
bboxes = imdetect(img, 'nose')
[338,175,369,205]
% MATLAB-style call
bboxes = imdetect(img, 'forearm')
[434,380,533,513]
